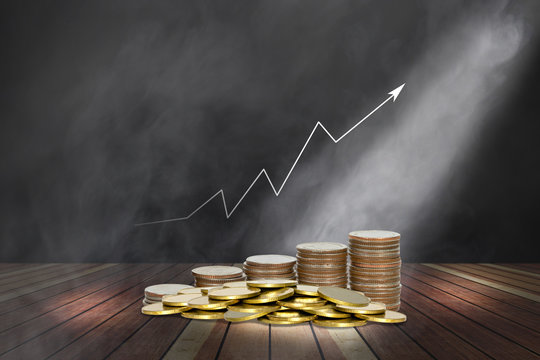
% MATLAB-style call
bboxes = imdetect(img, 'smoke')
[255,3,526,257]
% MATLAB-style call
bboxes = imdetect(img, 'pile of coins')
[348,230,402,311]
[242,255,296,280]
[141,279,407,327]
[191,266,246,287]
[296,242,348,288]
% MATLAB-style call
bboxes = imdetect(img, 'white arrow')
[136,83,405,226]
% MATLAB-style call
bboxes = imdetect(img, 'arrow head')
[388,83,406,102]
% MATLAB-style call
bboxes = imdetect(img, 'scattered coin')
[318,286,370,306]
[313,318,368,328]
[335,302,387,314]
[141,302,189,316]
[247,279,297,288]
[355,310,407,323]
[208,287,261,300]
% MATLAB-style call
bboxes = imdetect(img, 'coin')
[258,316,307,325]
[296,242,348,253]
[335,302,386,315]
[355,310,407,323]
[304,307,351,318]
[141,302,190,315]
[144,284,194,299]
[245,255,296,267]
[227,304,281,313]
[292,296,325,303]
[192,266,244,279]
[208,287,261,300]
[268,310,305,318]
[223,281,249,288]
[277,300,329,310]
[162,293,204,307]
[243,287,295,304]
[318,287,370,306]
[142,298,159,306]
[294,284,319,296]
[348,230,400,241]
[182,309,226,320]
[267,313,317,322]
[188,296,238,310]
[178,287,222,295]
[247,279,297,288]
[313,318,367,328]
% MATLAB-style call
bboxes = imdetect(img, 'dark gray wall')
[1,0,540,262]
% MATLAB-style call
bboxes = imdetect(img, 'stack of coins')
[242,255,297,280]
[142,281,407,327]
[296,242,348,288]
[143,284,194,306]
[348,230,402,311]
[191,266,246,287]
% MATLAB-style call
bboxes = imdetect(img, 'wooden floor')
[0,263,538,360]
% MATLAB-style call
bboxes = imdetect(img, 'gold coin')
[277,300,329,311]
[294,285,319,296]
[335,302,386,315]
[178,287,222,295]
[257,316,308,325]
[318,286,370,306]
[208,287,261,300]
[304,307,351,318]
[313,318,367,328]
[267,313,317,322]
[355,310,407,323]
[268,310,305,318]
[243,287,295,304]
[188,296,238,310]
[141,302,190,315]
[247,279,298,288]
[162,293,203,307]
[292,296,325,303]
[227,304,281,313]
[182,309,226,320]
[224,309,274,322]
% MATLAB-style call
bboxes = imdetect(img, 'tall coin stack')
[192,266,246,287]
[243,255,297,280]
[348,230,401,311]
[296,242,348,288]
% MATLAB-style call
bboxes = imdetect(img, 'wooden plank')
[0,263,125,311]
[355,323,432,360]
[481,264,540,279]
[500,263,540,274]
[270,323,321,360]
[162,320,221,360]
[402,265,540,332]
[398,301,490,359]
[411,264,540,314]
[0,264,57,280]
[78,264,200,360]
[194,321,229,360]
[0,264,150,332]
[401,279,539,357]
[423,264,540,302]
[312,325,376,360]
[218,321,269,359]
[0,264,117,303]
[456,264,540,289]
[0,263,95,291]
[0,263,177,358]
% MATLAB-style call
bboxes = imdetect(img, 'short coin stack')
[242,255,297,280]
[191,266,246,287]
[296,242,348,288]
[141,281,407,327]
[348,230,402,311]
